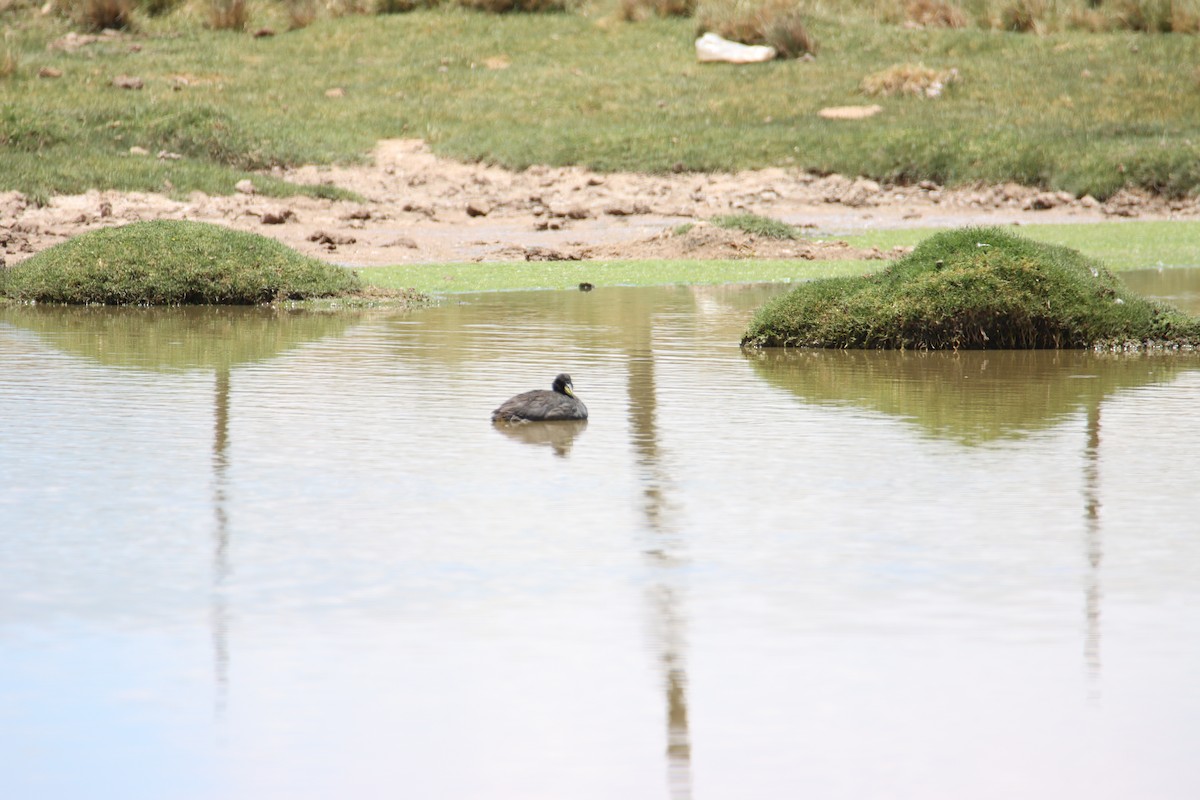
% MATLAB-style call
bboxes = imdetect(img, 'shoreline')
[5,140,1200,271]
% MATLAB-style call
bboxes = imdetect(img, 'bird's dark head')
[552,373,575,397]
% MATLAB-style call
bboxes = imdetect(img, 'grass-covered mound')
[1,220,362,305]
[742,227,1200,350]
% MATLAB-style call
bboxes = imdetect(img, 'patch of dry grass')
[207,0,248,29]
[965,0,1200,34]
[456,0,568,11]
[1110,0,1200,32]
[284,0,318,27]
[616,0,695,21]
[66,0,137,30]
[997,0,1046,32]
[903,0,967,28]
[861,62,958,98]
[376,0,436,12]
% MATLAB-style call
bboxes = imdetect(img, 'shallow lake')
[2,268,1200,800]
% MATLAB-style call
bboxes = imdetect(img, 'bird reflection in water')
[492,418,589,458]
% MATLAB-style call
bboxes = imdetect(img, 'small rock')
[37,67,63,79]
[157,150,182,160]
[234,179,257,195]
[818,104,883,120]
[999,182,1027,202]
[308,231,357,246]
[384,237,419,249]
[1102,189,1145,218]
[466,202,491,218]
[129,146,149,156]
[325,87,345,98]
[0,190,28,219]
[838,178,880,208]
[525,246,579,262]
[402,202,435,218]
[260,209,295,225]
[1026,192,1059,211]
[112,75,143,90]
[604,203,650,216]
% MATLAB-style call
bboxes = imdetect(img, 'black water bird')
[491,373,588,423]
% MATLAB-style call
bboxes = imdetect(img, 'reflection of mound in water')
[747,347,1200,445]
[493,419,588,458]
[1,304,360,372]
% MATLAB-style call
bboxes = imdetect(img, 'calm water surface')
[2,269,1200,800]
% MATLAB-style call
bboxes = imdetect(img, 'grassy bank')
[3,6,1200,200]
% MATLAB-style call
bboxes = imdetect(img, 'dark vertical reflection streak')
[212,366,232,718]
[1083,402,1102,700]
[624,300,693,800]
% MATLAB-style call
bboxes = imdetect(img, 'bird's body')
[491,373,588,423]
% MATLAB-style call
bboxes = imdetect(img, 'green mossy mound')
[1,220,362,305]
[742,227,1200,350]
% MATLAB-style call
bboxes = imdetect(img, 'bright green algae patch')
[361,258,874,294]
[1,220,362,305]
[742,227,1200,350]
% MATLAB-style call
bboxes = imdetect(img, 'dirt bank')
[4,139,1198,268]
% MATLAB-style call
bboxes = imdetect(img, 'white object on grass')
[696,32,777,64]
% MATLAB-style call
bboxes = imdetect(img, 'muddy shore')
[4,139,1198,268]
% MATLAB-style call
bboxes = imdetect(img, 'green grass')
[713,212,802,239]
[4,7,1200,198]
[359,257,875,293]
[1,220,363,304]
[742,226,1200,349]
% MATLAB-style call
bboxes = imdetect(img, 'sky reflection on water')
[2,274,1200,799]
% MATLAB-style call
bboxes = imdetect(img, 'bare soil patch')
[4,139,1198,269]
